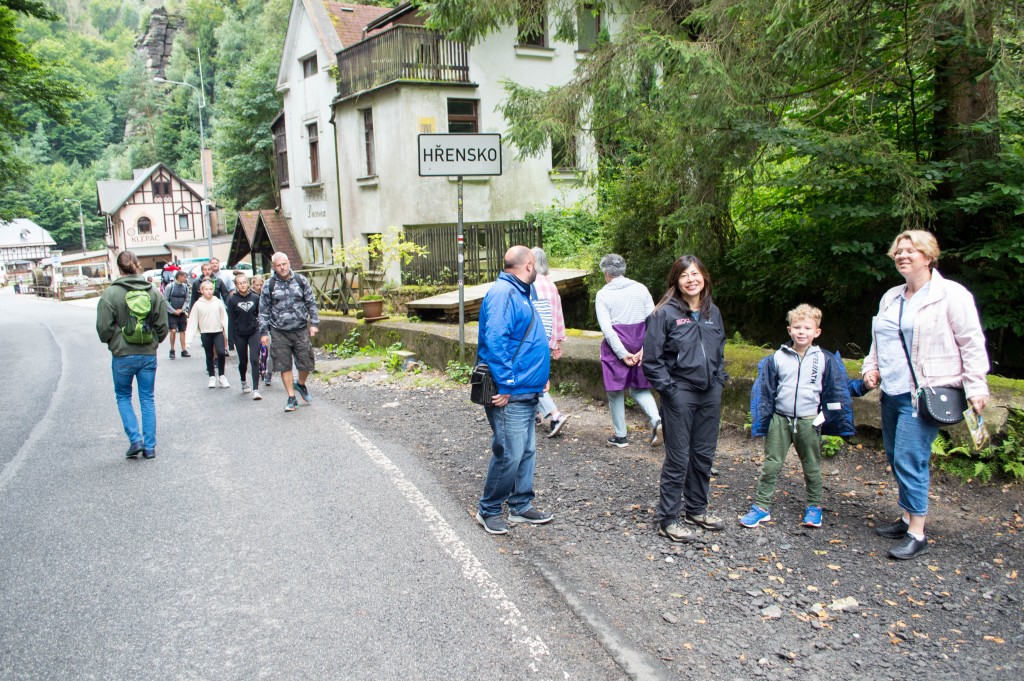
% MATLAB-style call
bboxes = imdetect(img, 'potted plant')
[359,293,385,319]
[333,227,428,320]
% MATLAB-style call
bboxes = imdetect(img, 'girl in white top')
[186,281,231,388]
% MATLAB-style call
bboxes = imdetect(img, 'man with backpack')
[96,250,169,460]
[259,252,319,412]
[164,269,191,359]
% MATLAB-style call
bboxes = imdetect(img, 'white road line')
[0,321,65,493]
[335,415,563,677]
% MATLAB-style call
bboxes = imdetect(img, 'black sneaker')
[294,381,312,404]
[142,450,155,460]
[284,396,298,412]
[509,508,553,524]
[888,534,929,560]
[180,350,191,358]
[476,512,509,535]
[649,420,662,446]
[607,436,629,448]
[125,441,144,459]
[875,518,910,538]
[548,414,569,438]
[169,349,175,359]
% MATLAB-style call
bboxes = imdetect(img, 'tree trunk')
[931,2,1000,244]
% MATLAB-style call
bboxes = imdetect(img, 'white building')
[275,1,392,268]
[275,1,601,282]
[0,219,56,275]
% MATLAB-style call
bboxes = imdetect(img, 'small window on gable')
[178,214,190,230]
[153,180,171,198]
[138,217,152,234]
[301,54,318,78]
[517,0,547,47]
[578,4,600,51]
[447,99,478,133]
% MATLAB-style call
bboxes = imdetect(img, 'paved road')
[0,288,621,680]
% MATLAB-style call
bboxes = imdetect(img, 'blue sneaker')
[294,381,312,404]
[739,504,771,528]
[803,506,823,528]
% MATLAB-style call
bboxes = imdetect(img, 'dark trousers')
[201,332,226,377]
[235,331,260,383]
[656,383,723,523]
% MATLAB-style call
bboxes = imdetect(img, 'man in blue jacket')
[475,246,554,535]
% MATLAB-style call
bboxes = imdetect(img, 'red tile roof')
[324,2,392,47]
[260,210,304,269]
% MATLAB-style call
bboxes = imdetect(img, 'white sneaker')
[241,381,251,394]
[208,376,217,389]
[252,390,262,401]
[218,375,230,388]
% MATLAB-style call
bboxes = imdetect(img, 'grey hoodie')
[772,344,825,418]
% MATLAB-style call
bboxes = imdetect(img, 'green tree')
[0,0,81,194]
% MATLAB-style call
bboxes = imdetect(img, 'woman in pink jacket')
[862,230,989,560]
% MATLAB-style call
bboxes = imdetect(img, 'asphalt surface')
[0,288,623,680]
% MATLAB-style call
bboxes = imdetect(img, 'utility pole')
[63,199,88,252]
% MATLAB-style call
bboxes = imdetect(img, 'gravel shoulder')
[320,362,1023,681]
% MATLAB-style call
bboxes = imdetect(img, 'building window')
[137,217,152,234]
[305,237,333,265]
[362,109,376,177]
[366,233,382,271]
[447,99,478,133]
[301,54,318,78]
[552,132,578,171]
[273,116,289,187]
[153,180,171,198]
[517,0,547,47]
[307,123,320,183]
[578,4,600,51]
[178,214,190,230]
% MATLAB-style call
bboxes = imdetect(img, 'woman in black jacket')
[643,255,728,544]
[227,274,263,400]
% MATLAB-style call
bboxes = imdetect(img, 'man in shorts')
[258,252,319,412]
[164,269,191,358]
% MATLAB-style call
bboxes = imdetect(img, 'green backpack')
[122,289,155,344]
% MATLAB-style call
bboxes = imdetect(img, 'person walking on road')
[164,269,191,359]
[530,247,570,437]
[595,253,662,447]
[190,262,228,307]
[186,281,231,389]
[643,255,728,543]
[251,275,273,386]
[95,250,169,460]
[259,252,319,412]
[228,273,263,400]
[475,245,554,535]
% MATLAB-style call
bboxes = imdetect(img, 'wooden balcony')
[336,26,471,100]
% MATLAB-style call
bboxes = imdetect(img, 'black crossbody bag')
[471,308,535,406]
[897,296,967,426]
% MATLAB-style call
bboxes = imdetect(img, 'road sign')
[418,134,502,177]
[51,253,61,267]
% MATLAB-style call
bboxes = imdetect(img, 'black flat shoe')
[125,442,144,459]
[888,534,930,560]
[875,518,910,538]
[142,450,155,460]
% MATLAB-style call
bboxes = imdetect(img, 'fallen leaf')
[671,593,685,598]
[683,642,693,650]
[928,565,940,572]
[884,599,898,606]
[984,635,1005,644]
[806,585,819,592]
[814,550,828,556]
[828,565,842,571]
[1009,570,1018,580]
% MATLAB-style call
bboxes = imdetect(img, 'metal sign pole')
[457,175,465,364]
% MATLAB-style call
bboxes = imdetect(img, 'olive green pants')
[755,414,822,510]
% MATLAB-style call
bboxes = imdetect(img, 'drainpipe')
[328,107,345,251]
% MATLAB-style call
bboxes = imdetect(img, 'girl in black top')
[643,255,728,544]
[227,274,263,400]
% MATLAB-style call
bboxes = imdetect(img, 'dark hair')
[656,255,713,318]
[116,251,143,275]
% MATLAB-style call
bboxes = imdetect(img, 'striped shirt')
[531,273,566,350]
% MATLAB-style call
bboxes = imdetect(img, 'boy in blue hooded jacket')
[745,305,870,528]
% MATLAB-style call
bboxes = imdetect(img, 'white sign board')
[418,134,502,177]
[51,253,61,267]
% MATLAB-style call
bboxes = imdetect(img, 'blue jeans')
[536,391,557,418]
[112,354,158,452]
[480,396,539,517]
[881,392,940,516]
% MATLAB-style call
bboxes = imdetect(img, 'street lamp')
[154,58,213,260]
[63,198,88,252]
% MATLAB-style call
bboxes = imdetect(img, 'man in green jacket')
[96,251,169,460]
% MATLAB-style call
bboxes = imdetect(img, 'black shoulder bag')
[897,295,967,426]
[471,306,536,406]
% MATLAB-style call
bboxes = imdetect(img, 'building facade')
[96,163,213,271]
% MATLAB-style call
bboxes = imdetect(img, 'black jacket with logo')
[227,290,261,339]
[642,298,728,394]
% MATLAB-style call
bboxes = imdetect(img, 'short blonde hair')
[787,304,822,327]
[234,272,249,285]
[887,229,940,265]
[200,280,214,292]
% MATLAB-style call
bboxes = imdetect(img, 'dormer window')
[301,54,318,78]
